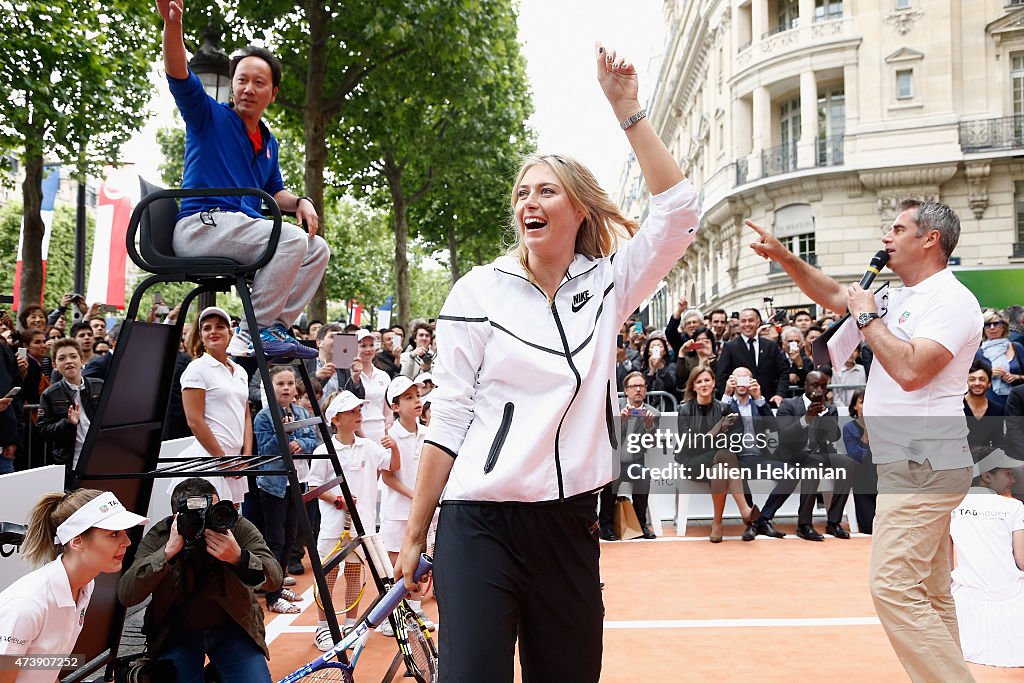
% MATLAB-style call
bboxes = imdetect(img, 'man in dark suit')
[753,371,848,541]
[716,308,789,406]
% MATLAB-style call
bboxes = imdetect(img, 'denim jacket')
[254,402,320,498]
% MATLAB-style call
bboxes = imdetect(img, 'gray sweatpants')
[173,211,330,330]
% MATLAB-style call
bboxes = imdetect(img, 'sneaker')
[415,610,436,632]
[287,561,305,575]
[376,620,394,637]
[314,626,335,652]
[268,598,300,614]
[282,576,297,586]
[269,323,318,360]
[256,326,303,358]
[226,327,254,357]
[280,588,303,602]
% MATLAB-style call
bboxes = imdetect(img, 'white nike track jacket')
[425,178,700,503]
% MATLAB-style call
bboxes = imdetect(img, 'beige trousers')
[869,459,974,683]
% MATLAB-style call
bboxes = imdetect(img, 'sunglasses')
[984,321,1005,328]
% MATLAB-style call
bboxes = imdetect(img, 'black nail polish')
[598,47,604,53]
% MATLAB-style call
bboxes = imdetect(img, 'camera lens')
[206,501,238,533]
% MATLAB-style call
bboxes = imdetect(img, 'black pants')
[259,487,299,604]
[434,495,603,683]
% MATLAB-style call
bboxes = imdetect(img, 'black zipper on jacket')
[549,299,580,501]
[484,402,515,473]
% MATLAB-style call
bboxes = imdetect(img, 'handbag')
[613,497,644,540]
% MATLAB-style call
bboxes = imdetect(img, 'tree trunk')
[19,153,45,309]
[447,223,460,284]
[392,195,411,330]
[303,0,329,324]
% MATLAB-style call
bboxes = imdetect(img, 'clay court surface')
[264,522,1020,682]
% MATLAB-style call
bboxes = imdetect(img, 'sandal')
[268,598,300,614]
[281,588,303,602]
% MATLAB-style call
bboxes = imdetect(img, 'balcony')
[735,17,854,74]
[959,116,1024,153]
[761,142,798,178]
[816,135,844,167]
[769,252,817,274]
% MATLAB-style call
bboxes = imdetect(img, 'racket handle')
[366,553,433,627]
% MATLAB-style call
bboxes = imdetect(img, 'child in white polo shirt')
[307,391,399,651]
[380,376,434,632]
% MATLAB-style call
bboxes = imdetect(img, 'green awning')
[952,267,1024,309]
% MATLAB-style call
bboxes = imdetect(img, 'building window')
[896,70,914,100]
[777,0,799,33]
[1013,55,1024,118]
[1016,182,1024,246]
[895,0,910,9]
[817,88,845,165]
[783,233,816,262]
[815,0,843,21]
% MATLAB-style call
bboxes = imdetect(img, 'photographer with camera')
[118,477,280,682]
[46,293,88,329]
[399,323,434,381]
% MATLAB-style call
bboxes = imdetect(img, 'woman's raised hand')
[595,42,640,118]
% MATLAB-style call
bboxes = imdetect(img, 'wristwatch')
[856,312,880,329]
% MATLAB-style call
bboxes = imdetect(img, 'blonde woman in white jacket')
[396,43,700,682]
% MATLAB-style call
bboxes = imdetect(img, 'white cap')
[387,376,425,404]
[974,449,1023,477]
[414,372,433,386]
[54,492,148,545]
[355,329,373,343]
[198,306,231,325]
[325,390,369,422]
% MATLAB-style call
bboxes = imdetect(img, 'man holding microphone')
[748,199,982,683]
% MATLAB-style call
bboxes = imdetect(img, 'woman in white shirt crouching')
[949,448,1024,668]
[0,489,147,682]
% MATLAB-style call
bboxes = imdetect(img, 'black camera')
[422,351,434,363]
[0,521,26,558]
[114,654,177,683]
[175,495,238,547]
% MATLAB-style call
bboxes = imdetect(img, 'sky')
[120,1,668,197]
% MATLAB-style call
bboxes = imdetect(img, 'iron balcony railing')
[761,142,798,178]
[736,157,749,186]
[959,116,1024,153]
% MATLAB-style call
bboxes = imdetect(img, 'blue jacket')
[167,70,285,222]
[254,402,320,498]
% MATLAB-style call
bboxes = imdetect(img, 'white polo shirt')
[309,436,391,539]
[862,268,983,469]
[356,367,391,442]
[0,558,93,683]
[950,488,1024,600]
[168,353,250,503]
[380,421,424,521]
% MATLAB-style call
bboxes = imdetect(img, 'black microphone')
[809,250,890,369]
[859,250,889,289]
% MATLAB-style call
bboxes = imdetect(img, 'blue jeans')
[159,622,270,683]
[0,455,14,475]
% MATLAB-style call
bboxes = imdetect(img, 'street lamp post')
[189,23,230,312]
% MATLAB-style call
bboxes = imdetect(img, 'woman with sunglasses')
[976,309,1024,412]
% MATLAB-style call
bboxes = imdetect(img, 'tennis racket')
[277,554,433,683]
[388,601,437,683]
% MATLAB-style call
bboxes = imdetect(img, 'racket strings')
[404,613,438,682]
[313,534,367,615]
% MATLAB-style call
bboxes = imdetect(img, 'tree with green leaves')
[0,0,157,308]
[329,0,533,326]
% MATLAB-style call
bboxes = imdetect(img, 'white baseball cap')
[198,306,231,325]
[325,390,369,422]
[414,373,433,386]
[974,449,1023,477]
[355,329,374,343]
[54,492,148,545]
[387,376,425,405]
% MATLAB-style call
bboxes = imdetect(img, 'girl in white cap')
[949,448,1024,667]
[0,489,147,682]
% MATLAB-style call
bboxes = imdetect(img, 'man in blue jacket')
[157,0,326,360]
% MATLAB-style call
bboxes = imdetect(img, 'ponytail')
[22,489,102,567]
